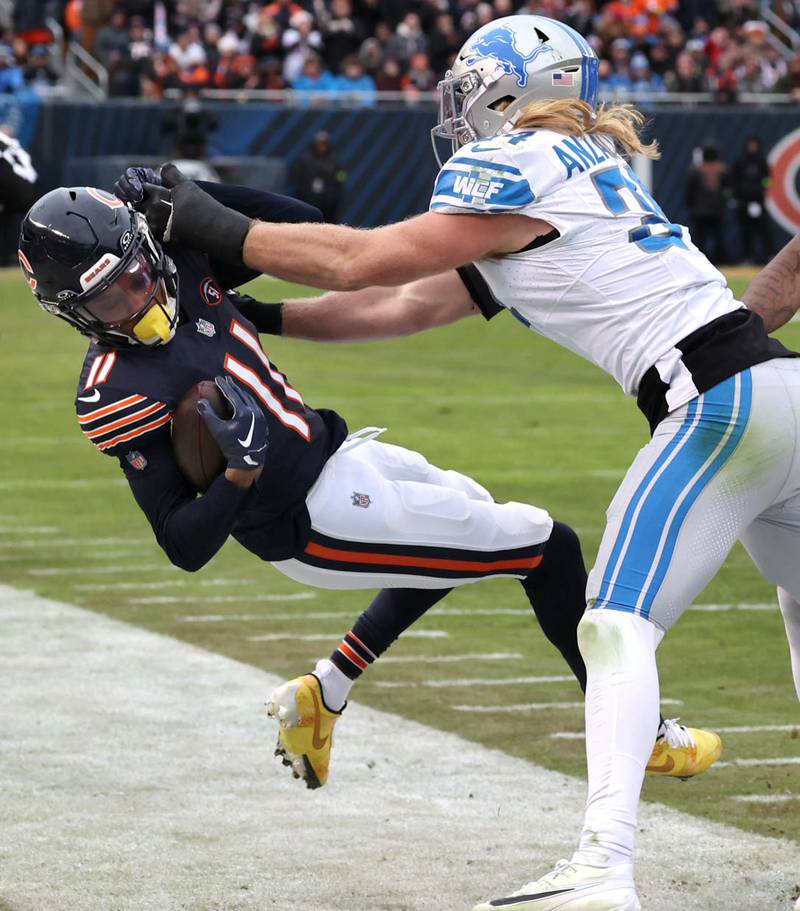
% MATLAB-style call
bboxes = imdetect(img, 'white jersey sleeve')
[430,137,539,214]
[430,131,589,235]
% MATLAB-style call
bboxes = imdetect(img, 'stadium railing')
[163,88,799,108]
[44,17,109,101]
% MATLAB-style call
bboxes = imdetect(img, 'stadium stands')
[3,0,800,103]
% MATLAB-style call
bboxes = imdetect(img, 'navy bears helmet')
[18,186,179,348]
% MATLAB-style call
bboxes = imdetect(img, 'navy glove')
[127,162,185,241]
[136,182,174,241]
[113,166,162,204]
[197,376,269,471]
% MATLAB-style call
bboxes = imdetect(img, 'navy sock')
[520,520,588,691]
[330,587,452,679]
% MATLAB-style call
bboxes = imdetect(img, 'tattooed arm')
[743,235,800,332]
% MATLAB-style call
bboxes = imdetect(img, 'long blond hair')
[514,98,660,160]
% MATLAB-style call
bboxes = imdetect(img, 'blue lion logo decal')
[464,25,552,88]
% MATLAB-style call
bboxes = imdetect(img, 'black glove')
[155,162,253,264]
[113,166,161,204]
[197,375,269,471]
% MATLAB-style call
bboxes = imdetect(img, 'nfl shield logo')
[126,450,148,471]
[195,318,216,337]
[351,491,371,508]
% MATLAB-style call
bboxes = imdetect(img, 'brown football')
[171,380,231,492]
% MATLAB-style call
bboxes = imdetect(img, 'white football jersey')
[430,129,742,406]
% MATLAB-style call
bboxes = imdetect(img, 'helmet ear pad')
[463,80,520,141]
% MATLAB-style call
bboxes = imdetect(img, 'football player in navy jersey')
[19,171,718,794]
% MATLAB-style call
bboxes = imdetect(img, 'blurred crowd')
[685,134,774,264]
[4,0,800,101]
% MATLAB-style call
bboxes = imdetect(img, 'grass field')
[2,267,799,843]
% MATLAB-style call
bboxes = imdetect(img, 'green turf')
[2,268,798,841]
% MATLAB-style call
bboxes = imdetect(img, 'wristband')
[170,181,253,266]
[230,293,284,335]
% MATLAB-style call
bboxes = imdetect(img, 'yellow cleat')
[646,718,723,779]
[265,673,343,789]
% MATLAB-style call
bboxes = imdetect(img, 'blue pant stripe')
[638,371,752,618]
[601,379,737,613]
[594,397,700,608]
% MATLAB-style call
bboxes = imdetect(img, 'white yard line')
[731,794,800,803]
[0,536,151,548]
[372,674,574,689]
[28,564,174,576]
[0,525,61,534]
[0,478,128,489]
[76,580,190,591]
[551,724,800,739]
[715,757,800,768]
[247,630,450,642]
[0,585,797,911]
[381,652,524,664]
[183,609,359,621]
[691,603,776,612]
[456,697,683,714]
[128,592,317,605]
[75,578,261,591]
[432,607,533,616]
[453,701,585,712]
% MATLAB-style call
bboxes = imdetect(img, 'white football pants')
[578,358,800,867]
[272,435,553,590]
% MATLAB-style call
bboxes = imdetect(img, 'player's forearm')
[282,289,407,341]
[280,273,477,342]
[743,235,800,332]
[243,221,395,290]
[132,472,253,572]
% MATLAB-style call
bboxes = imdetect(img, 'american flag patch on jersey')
[552,72,575,86]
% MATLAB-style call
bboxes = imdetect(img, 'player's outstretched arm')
[242,209,543,290]
[743,234,800,332]
[138,166,547,288]
[281,270,479,341]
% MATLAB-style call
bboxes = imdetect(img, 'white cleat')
[472,860,640,911]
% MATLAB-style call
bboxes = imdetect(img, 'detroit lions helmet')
[432,15,599,164]
[18,186,178,348]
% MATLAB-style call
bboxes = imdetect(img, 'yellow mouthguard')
[133,303,174,344]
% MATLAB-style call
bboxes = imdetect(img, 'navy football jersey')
[75,245,348,565]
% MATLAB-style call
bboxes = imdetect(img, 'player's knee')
[577,610,612,663]
[547,520,583,562]
[578,608,661,667]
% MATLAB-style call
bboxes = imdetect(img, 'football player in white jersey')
[134,15,800,910]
